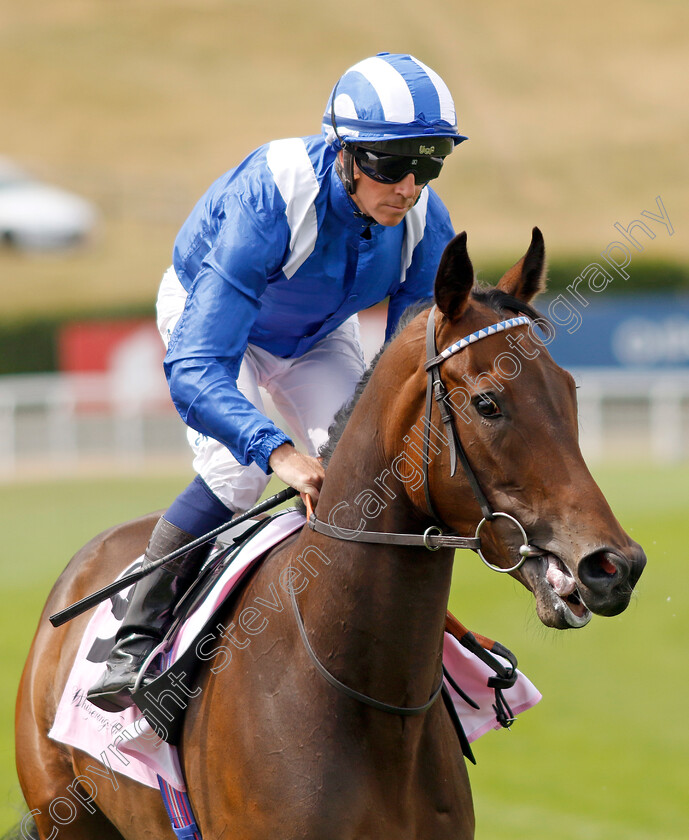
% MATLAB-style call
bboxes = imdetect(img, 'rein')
[299,305,543,717]
[307,519,480,551]
[290,584,444,716]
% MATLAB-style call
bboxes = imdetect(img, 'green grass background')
[1,463,686,838]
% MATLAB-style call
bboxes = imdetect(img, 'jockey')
[88,52,468,712]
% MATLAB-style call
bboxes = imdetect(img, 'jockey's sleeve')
[385,188,455,342]
[164,189,292,474]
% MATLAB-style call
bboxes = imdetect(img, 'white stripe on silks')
[333,93,357,120]
[323,93,360,144]
[348,56,415,123]
[400,189,429,284]
[266,139,320,280]
[439,316,531,361]
[409,56,456,125]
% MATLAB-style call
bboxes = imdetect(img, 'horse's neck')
[298,407,453,710]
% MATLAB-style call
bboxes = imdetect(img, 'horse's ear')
[497,227,547,303]
[434,232,474,322]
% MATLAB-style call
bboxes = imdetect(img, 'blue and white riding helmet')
[322,52,468,192]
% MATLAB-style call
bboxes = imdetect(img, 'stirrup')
[87,636,161,712]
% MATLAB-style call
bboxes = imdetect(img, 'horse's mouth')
[521,553,592,629]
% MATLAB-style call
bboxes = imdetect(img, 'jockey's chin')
[351,170,424,227]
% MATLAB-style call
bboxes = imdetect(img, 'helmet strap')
[335,150,377,225]
[336,147,357,195]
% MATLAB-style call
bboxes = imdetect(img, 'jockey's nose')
[395,172,417,198]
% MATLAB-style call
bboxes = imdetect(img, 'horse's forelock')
[470,286,544,322]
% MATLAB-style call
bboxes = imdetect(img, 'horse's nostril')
[579,550,621,586]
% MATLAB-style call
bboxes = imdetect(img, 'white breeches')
[156,267,367,512]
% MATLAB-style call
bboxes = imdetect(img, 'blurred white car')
[0,156,97,250]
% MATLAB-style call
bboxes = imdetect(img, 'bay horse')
[15,229,646,839]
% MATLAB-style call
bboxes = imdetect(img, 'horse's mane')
[318,288,543,467]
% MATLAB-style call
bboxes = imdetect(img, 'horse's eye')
[474,394,502,418]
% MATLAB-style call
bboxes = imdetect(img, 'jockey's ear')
[497,226,547,303]
[434,232,474,322]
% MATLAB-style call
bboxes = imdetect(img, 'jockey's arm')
[165,196,294,475]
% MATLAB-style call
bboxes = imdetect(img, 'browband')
[425,315,531,370]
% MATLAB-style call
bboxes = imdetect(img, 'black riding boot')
[87,517,210,712]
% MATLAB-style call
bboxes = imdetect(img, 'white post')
[577,381,604,462]
[0,390,16,475]
[650,377,683,463]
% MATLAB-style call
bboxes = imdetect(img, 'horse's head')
[384,229,646,629]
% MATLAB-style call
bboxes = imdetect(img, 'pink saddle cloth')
[49,509,541,790]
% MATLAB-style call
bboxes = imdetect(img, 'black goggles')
[349,146,445,185]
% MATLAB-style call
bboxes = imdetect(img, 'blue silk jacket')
[165,135,455,473]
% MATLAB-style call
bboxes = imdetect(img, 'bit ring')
[475,512,535,573]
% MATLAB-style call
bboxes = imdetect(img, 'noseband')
[309,305,542,571]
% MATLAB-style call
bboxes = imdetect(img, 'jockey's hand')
[268,443,325,505]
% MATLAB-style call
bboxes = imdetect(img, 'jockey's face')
[345,155,424,227]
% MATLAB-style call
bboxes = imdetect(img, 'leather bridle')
[309,305,543,571]
[297,305,544,717]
